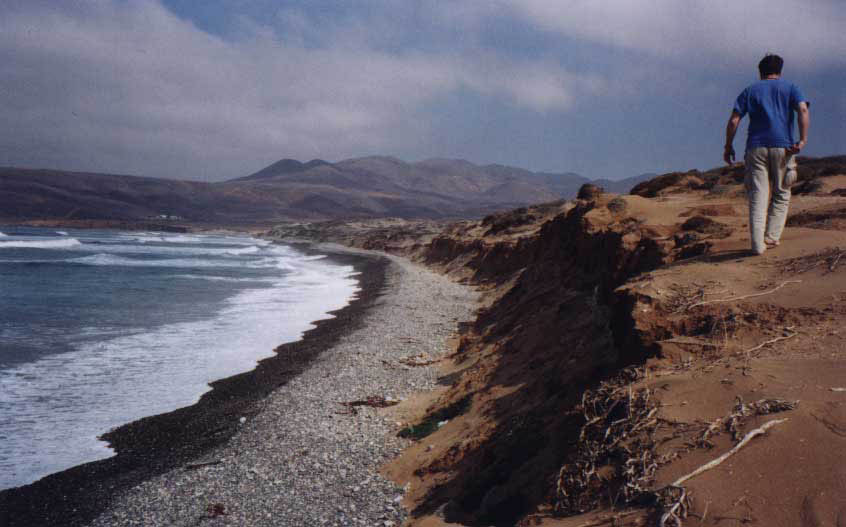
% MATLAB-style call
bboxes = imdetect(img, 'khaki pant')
[744,147,797,255]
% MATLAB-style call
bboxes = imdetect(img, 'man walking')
[724,54,810,255]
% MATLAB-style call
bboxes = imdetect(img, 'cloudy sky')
[1,1,844,181]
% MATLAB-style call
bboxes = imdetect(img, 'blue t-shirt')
[733,79,809,150]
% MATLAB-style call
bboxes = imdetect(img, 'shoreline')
[0,244,388,527]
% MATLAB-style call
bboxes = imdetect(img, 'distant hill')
[0,158,655,224]
[230,159,331,182]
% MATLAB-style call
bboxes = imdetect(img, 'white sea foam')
[73,242,265,258]
[134,234,165,243]
[172,274,275,283]
[224,245,260,255]
[158,233,270,246]
[0,238,82,249]
[0,243,358,489]
[56,231,69,236]
[68,253,260,268]
[0,232,7,237]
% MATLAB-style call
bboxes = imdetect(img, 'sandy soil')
[378,170,846,527]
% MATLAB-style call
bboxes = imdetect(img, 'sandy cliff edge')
[274,156,846,527]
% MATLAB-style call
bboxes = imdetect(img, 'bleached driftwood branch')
[659,418,786,526]
[687,280,801,309]
[672,418,787,487]
[743,331,797,354]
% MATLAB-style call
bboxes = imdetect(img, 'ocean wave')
[161,234,199,243]
[68,253,246,268]
[67,252,298,269]
[160,234,263,245]
[132,233,272,247]
[133,235,166,243]
[56,231,69,236]
[77,242,265,258]
[0,232,7,237]
[0,238,82,250]
[0,251,359,489]
[172,274,275,283]
[224,246,260,255]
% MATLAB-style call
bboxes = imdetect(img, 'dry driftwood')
[658,418,787,526]
[398,354,441,367]
[687,280,801,309]
[674,418,787,487]
[658,486,689,527]
[573,509,646,527]
[555,368,662,515]
[743,330,797,353]
[337,395,399,415]
[782,247,846,275]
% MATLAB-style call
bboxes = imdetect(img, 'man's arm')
[787,102,810,155]
[724,110,742,164]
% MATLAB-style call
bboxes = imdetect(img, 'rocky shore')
[83,247,477,526]
[1,243,476,526]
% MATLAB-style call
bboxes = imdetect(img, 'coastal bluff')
[269,155,846,526]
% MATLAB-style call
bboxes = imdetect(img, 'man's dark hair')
[758,54,784,77]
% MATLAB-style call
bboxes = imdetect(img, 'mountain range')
[0,156,655,224]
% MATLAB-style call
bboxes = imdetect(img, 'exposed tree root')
[555,368,665,515]
[555,370,797,524]
[781,247,846,274]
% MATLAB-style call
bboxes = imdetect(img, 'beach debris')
[554,368,798,521]
[683,418,786,489]
[238,416,246,424]
[685,280,801,310]
[781,246,846,274]
[338,395,400,415]
[555,367,663,515]
[666,281,727,313]
[184,459,222,471]
[743,327,797,354]
[830,387,846,392]
[700,397,797,446]
[658,419,787,527]
[656,400,796,526]
[202,502,227,519]
[398,395,472,440]
[398,353,440,367]
[656,486,690,527]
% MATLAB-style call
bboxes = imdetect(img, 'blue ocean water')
[0,227,358,489]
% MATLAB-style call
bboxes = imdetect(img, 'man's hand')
[724,145,735,165]
[788,102,810,156]
[724,110,742,165]
[786,139,806,156]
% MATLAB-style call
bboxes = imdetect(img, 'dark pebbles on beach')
[0,250,388,527]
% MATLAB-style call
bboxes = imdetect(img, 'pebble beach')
[85,247,477,526]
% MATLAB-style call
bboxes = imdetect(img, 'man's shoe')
[764,238,780,247]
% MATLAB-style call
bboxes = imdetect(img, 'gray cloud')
[1,1,841,182]
[503,0,846,68]
[0,1,597,180]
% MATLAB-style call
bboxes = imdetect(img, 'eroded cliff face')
[388,191,697,525]
[267,156,846,527]
[382,158,846,527]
